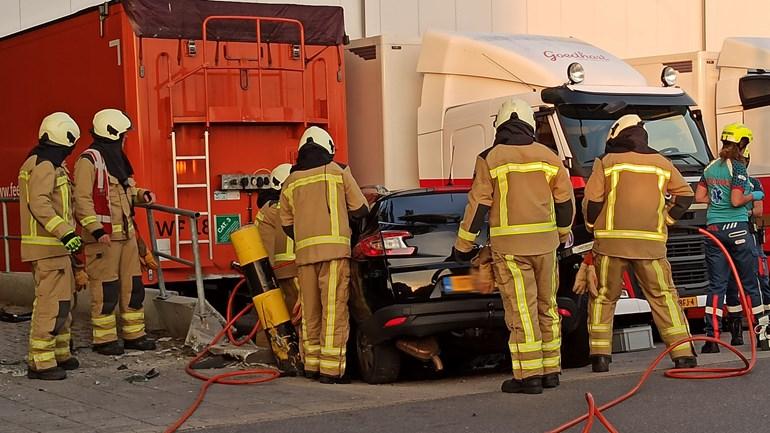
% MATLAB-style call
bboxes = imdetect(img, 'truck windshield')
[557,105,710,172]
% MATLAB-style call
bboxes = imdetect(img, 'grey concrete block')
[0,272,33,307]
[152,294,197,339]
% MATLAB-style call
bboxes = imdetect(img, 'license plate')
[678,296,698,309]
[442,275,475,294]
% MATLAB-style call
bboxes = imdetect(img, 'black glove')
[451,246,477,263]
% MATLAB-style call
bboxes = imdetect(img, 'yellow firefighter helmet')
[607,114,644,142]
[270,163,292,190]
[494,98,535,129]
[298,126,335,154]
[92,109,132,141]
[38,112,80,147]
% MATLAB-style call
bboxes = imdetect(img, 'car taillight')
[383,316,408,328]
[353,230,416,258]
[570,176,586,189]
[558,308,572,318]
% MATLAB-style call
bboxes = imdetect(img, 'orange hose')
[164,280,281,433]
[548,228,757,433]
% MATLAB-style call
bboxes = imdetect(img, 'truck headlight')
[567,62,585,84]
[661,66,678,87]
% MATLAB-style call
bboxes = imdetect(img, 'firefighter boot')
[27,366,66,381]
[58,357,80,371]
[319,375,351,385]
[501,377,543,394]
[756,314,770,351]
[701,341,720,353]
[93,341,124,356]
[542,373,560,389]
[591,355,611,373]
[727,317,744,346]
[124,336,156,351]
[673,356,697,369]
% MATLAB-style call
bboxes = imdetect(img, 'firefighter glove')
[752,191,765,201]
[74,268,89,291]
[140,251,159,271]
[451,246,477,263]
[572,252,598,297]
[471,245,495,294]
[61,232,82,253]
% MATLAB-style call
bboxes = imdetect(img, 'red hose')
[164,279,280,433]
[226,279,260,346]
[547,228,757,433]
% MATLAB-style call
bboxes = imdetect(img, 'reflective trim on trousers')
[512,358,544,370]
[324,260,339,355]
[508,340,542,354]
[505,256,536,343]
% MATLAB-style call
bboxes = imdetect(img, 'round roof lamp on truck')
[661,66,678,87]
[567,62,585,85]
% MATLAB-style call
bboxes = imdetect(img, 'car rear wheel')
[356,328,401,384]
[561,315,590,368]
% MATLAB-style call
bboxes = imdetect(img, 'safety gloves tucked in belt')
[61,232,82,253]
[572,252,598,297]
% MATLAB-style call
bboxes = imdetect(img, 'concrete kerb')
[0,271,201,339]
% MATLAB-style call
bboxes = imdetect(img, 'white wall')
[3,0,770,58]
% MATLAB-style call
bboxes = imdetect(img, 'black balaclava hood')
[291,142,333,172]
[29,138,74,168]
[257,188,280,208]
[89,134,134,185]
[605,125,657,154]
[493,117,536,146]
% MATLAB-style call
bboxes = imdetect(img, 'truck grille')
[666,233,708,294]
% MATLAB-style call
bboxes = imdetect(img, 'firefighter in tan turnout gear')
[73,109,156,355]
[454,99,575,395]
[256,163,299,315]
[280,127,368,384]
[19,112,82,380]
[582,114,696,373]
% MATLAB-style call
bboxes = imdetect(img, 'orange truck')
[0,0,348,286]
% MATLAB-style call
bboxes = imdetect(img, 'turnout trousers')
[28,255,75,371]
[492,251,561,380]
[704,222,764,337]
[297,259,350,378]
[590,254,693,359]
[85,238,145,345]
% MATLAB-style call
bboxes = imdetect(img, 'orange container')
[0,1,348,285]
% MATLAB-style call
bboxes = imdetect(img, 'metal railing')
[136,203,206,315]
[0,197,20,272]
[1,197,207,315]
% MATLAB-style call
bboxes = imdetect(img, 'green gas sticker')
[215,214,241,244]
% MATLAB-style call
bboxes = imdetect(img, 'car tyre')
[356,327,401,384]
[561,316,590,368]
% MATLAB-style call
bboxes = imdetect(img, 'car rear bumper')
[360,295,582,345]
[360,297,505,345]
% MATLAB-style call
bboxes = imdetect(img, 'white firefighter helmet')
[298,126,335,154]
[38,112,80,147]
[92,109,132,140]
[270,163,292,190]
[607,114,644,142]
[494,98,535,129]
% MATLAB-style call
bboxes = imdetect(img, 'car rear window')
[379,192,469,224]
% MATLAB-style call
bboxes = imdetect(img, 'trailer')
[0,0,348,286]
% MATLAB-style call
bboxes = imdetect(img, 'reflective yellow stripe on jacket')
[489,162,559,237]
[595,163,670,241]
[285,174,349,251]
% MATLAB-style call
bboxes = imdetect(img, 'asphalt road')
[193,357,770,433]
